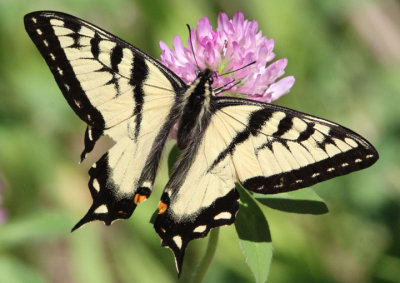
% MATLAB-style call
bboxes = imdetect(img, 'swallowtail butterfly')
[24,11,378,275]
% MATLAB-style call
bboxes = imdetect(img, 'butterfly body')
[177,69,214,149]
[24,11,378,275]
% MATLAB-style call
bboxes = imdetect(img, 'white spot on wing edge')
[43,39,49,47]
[214,212,231,220]
[88,128,93,140]
[311,172,320,178]
[193,225,207,233]
[94,204,108,214]
[92,178,100,192]
[50,53,56,60]
[355,158,362,163]
[74,99,82,108]
[32,17,37,24]
[173,235,182,249]
[36,29,42,35]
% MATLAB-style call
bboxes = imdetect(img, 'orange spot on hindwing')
[134,193,148,204]
[158,201,168,214]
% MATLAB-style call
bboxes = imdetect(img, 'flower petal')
[265,76,295,101]
[158,12,295,103]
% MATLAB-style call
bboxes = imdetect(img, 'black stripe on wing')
[214,97,379,194]
[24,12,105,127]
[131,55,147,141]
[24,11,187,130]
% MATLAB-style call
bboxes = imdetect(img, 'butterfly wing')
[154,110,240,275]
[154,96,378,274]
[24,11,186,229]
[214,97,378,193]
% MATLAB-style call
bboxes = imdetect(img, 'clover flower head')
[159,11,295,102]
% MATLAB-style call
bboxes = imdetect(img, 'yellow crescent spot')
[158,201,168,214]
[134,193,148,204]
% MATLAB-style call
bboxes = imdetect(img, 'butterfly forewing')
[24,11,185,128]
[214,97,378,193]
[24,11,186,229]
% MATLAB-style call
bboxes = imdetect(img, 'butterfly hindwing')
[154,105,241,275]
[24,11,186,229]
[155,96,378,274]
[73,113,177,230]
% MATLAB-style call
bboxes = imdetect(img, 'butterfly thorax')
[177,69,215,149]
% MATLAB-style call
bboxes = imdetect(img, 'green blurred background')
[0,0,399,282]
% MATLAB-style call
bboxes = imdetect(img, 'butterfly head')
[196,68,213,82]
[192,68,214,95]
[193,68,216,98]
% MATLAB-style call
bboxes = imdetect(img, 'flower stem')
[192,228,220,283]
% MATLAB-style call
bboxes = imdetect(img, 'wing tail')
[154,188,239,275]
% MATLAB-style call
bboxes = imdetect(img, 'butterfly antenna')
[214,80,238,92]
[213,61,256,94]
[214,80,241,95]
[217,61,257,77]
[186,24,200,71]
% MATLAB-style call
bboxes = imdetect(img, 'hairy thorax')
[177,69,215,149]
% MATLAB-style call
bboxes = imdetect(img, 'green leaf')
[235,184,273,283]
[149,209,158,225]
[167,143,182,177]
[254,189,329,215]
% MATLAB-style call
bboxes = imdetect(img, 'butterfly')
[24,11,378,275]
